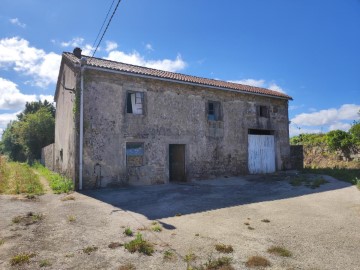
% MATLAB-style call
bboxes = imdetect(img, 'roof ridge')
[62,52,292,100]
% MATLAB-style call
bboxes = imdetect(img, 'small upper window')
[127,92,144,115]
[126,142,144,166]
[208,101,222,121]
[259,105,269,118]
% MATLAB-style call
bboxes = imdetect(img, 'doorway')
[169,144,186,182]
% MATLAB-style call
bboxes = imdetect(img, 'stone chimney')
[73,47,82,59]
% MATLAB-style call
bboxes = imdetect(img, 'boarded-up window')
[208,101,222,121]
[259,105,269,118]
[126,142,144,166]
[126,92,144,115]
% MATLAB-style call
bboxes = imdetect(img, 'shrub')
[215,244,233,253]
[245,256,271,268]
[10,253,36,265]
[124,227,133,236]
[267,246,292,257]
[83,246,98,254]
[124,233,154,255]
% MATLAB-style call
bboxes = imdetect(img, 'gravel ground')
[0,174,359,270]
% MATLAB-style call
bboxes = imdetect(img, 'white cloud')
[0,112,18,131]
[291,104,360,127]
[230,79,265,87]
[106,50,186,72]
[9,18,26,28]
[289,104,360,137]
[39,94,54,102]
[61,37,84,48]
[0,37,61,87]
[229,78,285,93]
[329,122,351,131]
[145,43,154,51]
[268,83,285,93]
[105,41,118,52]
[0,77,37,110]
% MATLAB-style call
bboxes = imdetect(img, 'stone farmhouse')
[50,48,292,190]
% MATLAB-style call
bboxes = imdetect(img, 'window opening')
[208,101,221,121]
[259,106,269,118]
[127,92,143,115]
[126,142,144,166]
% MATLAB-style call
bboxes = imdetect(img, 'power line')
[89,0,116,56]
[89,0,122,62]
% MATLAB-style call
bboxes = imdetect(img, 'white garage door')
[248,134,275,174]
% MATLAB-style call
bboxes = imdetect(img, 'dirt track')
[0,174,359,270]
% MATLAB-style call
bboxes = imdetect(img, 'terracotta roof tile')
[63,52,292,100]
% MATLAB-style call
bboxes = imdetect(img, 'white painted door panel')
[248,135,275,174]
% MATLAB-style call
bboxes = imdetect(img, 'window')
[126,142,144,166]
[126,92,144,115]
[259,105,269,118]
[207,101,222,121]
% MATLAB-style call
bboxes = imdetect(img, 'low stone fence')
[41,143,55,170]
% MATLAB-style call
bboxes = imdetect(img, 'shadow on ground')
[82,172,352,220]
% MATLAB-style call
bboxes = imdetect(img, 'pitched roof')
[63,52,292,100]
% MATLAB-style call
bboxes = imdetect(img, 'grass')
[124,233,154,256]
[215,244,233,253]
[39,259,52,267]
[302,167,360,185]
[245,256,271,268]
[32,162,73,194]
[267,246,292,257]
[151,224,162,232]
[124,227,133,236]
[10,253,36,266]
[190,257,234,270]
[61,195,75,201]
[67,215,76,222]
[0,156,44,195]
[108,242,123,249]
[83,246,98,255]
[12,212,43,225]
[119,263,136,270]
[163,250,177,261]
[355,177,360,190]
[289,174,329,189]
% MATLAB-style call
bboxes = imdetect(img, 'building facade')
[54,49,292,189]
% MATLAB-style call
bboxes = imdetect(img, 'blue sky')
[1,0,359,138]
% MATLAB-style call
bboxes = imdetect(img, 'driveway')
[1,173,359,270]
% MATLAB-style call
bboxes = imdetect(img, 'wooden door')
[248,135,275,174]
[169,144,185,182]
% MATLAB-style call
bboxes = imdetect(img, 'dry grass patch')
[192,256,234,270]
[39,259,52,267]
[245,256,271,268]
[61,195,75,201]
[248,226,255,230]
[267,246,292,257]
[261,219,270,223]
[83,246,98,255]
[0,239,4,246]
[12,212,43,225]
[163,250,177,261]
[10,252,36,266]
[67,215,76,222]
[215,244,234,253]
[119,263,136,270]
[108,242,123,249]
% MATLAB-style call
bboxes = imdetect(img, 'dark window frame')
[126,142,144,167]
[126,91,145,115]
[259,105,269,118]
[207,101,222,121]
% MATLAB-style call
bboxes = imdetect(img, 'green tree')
[326,130,352,158]
[1,100,55,162]
[349,121,360,146]
[17,108,55,161]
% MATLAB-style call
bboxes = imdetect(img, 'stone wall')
[290,145,304,170]
[80,68,291,188]
[41,143,55,170]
